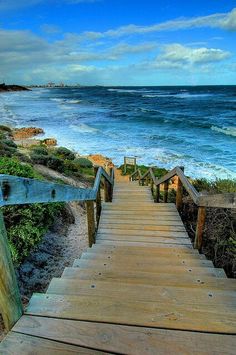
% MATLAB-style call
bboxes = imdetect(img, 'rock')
[13,127,44,139]
[0,83,29,92]
[88,154,114,168]
[43,138,57,146]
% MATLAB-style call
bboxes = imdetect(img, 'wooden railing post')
[94,167,102,226]
[86,201,96,247]
[0,211,23,330]
[176,167,184,211]
[163,181,169,203]
[104,169,113,203]
[154,185,160,203]
[151,180,154,195]
[194,207,206,250]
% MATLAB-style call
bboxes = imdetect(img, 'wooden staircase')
[1,180,236,354]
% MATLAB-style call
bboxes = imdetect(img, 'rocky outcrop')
[88,154,114,168]
[43,138,57,146]
[13,127,44,139]
[0,83,29,92]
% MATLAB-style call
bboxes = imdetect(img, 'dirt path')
[114,167,130,182]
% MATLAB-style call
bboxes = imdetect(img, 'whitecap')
[50,98,64,102]
[69,123,99,134]
[211,126,236,137]
[66,99,81,104]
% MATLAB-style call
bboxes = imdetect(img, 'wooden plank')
[0,332,105,354]
[97,229,189,238]
[13,316,236,355]
[98,223,186,231]
[0,175,95,206]
[80,253,211,266]
[103,204,177,210]
[100,216,182,223]
[47,278,236,307]
[197,192,236,209]
[96,239,192,247]
[25,293,236,334]
[71,259,222,277]
[0,211,23,330]
[102,209,179,217]
[62,267,235,290]
[96,234,191,245]
[80,251,213,267]
[90,244,201,256]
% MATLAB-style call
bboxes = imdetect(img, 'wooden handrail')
[131,166,236,210]
[130,165,236,251]
[129,168,142,181]
[0,166,114,331]
[0,167,113,206]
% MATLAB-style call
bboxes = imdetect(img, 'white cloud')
[78,8,236,40]
[159,44,231,65]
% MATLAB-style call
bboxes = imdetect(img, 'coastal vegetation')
[0,124,235,277]
[0,125,94,265]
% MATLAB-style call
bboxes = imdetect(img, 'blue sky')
[0,0,236,85]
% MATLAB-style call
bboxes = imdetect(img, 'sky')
[0,0,236,85]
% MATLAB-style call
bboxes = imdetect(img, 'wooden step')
[25,293,236,334]
[100,216,182,223]
[0,332,105,354]
[96,239,192,247]
[71,259,224,277]
[62,267,232,289]
[98,223,186,231]
[96,234,191,245]
[97,230,189,238]
[10,316,236,355]
[47,278,236,307]
[101,210,180,216]
[90,244,202,256]
[80,252,210,266]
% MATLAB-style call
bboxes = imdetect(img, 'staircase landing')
[1,181,236,354]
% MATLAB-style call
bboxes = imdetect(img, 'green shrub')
[30,153,49,165]
[193,178,236,194]
[74,157,93,168]
[0,157,63,265]
[63,160,78,173]
[1,139,17,148]
[31,146,48,156]
[0,149,12,157]
[46,155,64,172]
[0,157,35,177]
[54,147,75,160]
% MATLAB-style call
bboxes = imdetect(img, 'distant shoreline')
[0,83,29,93]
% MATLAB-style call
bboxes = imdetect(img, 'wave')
[69,123,99,134]
[108,88,156,94]
[66,99,81,104]
[176,93,213,99]
[211,126,236,137]
[143,93,214,99]
[50,98,64,102]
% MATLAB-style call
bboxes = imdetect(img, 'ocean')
[0,85,235,179]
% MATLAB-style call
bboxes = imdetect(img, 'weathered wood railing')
[0,166,114,331]
[130,166,236,250]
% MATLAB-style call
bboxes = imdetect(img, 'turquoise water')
[0,86,235,179]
